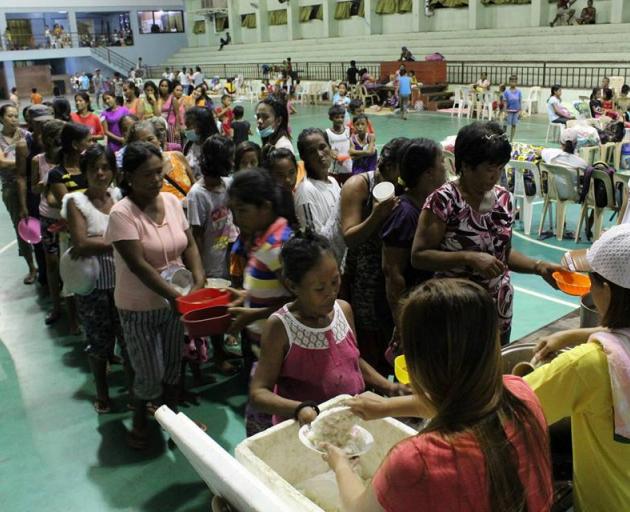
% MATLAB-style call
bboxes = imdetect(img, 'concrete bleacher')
[165,23,630,67]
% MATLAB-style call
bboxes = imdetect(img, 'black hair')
[603,88,613,101]
[550,84,562,98]
[378,136,409,174]
[359,68,368,75]
[195,66,202,72]
[281,230,335,285]
[257,97,291,144]
[350,60,356,66]
[158,78,172,96]
[185,106,219,142]
[10,87,16,93]
[454,122,511,175]
[53,86,61,97]
[102,90,117,103]
[120,141,162,196]
[74,92,93,112]
[119,114,139,134]
[263,146,297,171]
[352,113,369,125]
[297,127,329,166]
[60,122,90,156]
[400,69,407,76]
[590,87,600,101]
[228,168,296,226]
[221,94,231,102]
[399,138,441,189]
[0,103,17,119]
[235,141,262,170]
[622,84,630,95]
[348,98,363,113]
[123,80,140,97]
[32,88,37,93]
[233,105,244,118]
[53,98,72,122]
[328,104,346,119]
[200,134,234,178]
[40,119,65,163]
[170,80,183,92]
[80,143,116,177]
[143,80,158,94]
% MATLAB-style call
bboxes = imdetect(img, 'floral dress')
[424,182,514,344]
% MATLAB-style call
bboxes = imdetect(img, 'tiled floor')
[0,105,605,511]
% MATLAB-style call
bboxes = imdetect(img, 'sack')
[578,161,615,208]
[425,52,445,61]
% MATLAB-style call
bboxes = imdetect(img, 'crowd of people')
[1,65,629,512]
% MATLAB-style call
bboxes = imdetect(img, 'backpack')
[599,120,625,143]
[578,162,615,208]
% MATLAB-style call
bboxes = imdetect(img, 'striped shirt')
[243,216,292,337]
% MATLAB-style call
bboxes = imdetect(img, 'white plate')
[298,423,374,457]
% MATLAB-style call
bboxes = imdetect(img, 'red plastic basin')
[182,305,231,338]
[176,288,230,314]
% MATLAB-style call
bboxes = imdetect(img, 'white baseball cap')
[562,224,630,288]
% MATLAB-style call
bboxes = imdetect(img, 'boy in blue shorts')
[503,75,522,141]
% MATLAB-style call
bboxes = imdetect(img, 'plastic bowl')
[17,217,42,244]
[553,270,591,296]
[176,288,230,314]
[182,305,231,337]
[394,355,409,384]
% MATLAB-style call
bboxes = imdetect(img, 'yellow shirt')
[525,342,630,512]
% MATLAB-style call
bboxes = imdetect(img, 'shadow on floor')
[141,481,210,512]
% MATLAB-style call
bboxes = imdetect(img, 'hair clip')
[483,133,509,142]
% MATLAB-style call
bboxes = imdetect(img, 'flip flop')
[23,272,37,285]
[93,399,112,414]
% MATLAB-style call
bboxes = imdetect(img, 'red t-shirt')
[215,106,234,133]
[372,376,553,512]
[71,112,104,137]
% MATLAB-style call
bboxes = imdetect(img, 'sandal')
[45,310,61,325]
[127,428,149,450]
[93,399,112,414]
[23,271,37,285]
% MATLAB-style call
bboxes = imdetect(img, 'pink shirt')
[372,376,553,512]
[105,192,189,311]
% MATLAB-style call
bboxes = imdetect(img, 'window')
[137,10,184,34]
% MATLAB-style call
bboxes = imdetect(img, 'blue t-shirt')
[80,75,90,90]
[398,76,412,97]
[503,88,522,112]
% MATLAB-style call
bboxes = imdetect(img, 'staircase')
[90,46,135,76]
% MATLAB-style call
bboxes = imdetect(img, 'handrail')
[0,31,134,51]
[90,46,136,73]
[148,60,630,89]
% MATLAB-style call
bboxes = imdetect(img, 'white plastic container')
[372,181,395,202]
[235,394,417,511]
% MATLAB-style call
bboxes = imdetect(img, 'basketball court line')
[513,285,578,309]
[0,240,17,255]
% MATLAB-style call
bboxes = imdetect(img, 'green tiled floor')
[0,105,606,511]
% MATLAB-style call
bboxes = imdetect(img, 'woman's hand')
[467,252,506,279]
[226,306,259,335]
[297,405,318,426]
[372,196,399,222]
[322,443,351,472]
[345,395,388,421]
[386,382,411,397]
[533,329,584,363]
[535,260,563,289]
[225,287,246,307]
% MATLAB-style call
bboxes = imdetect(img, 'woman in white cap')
[526,224,630,512]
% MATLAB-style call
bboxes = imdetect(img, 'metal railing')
[91,46,136,74]
[148,60,630,88]
[0,31,134,51]
[447,61,630,89]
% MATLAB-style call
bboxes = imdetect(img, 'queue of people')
[1,77,629,511]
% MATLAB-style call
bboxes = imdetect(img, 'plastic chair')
[522,86,541,117]
[579,145,600,166]
[546,122,563,144]
[575,168,616,242]
[443,150,457,181]
[614,172,630,223]
[538,162,581,240]
[360,85,379,107]
[600,142,616,167]
[480,92,494,121]
[450,88,464,117]
[508,160,541,235]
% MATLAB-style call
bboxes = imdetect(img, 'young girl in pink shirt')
[249,231,402,427]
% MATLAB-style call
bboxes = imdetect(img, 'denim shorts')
[506,111,520,126]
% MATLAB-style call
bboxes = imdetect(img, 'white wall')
[336,16,366,36]
[301,19,324,39]
[482,4,530,29]
[427,7,468,31]
[381,13,413,33]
